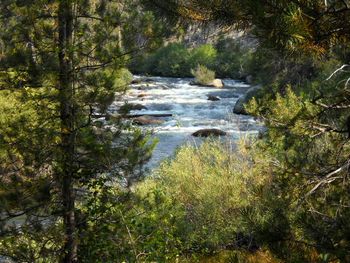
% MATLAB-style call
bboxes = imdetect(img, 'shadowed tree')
[0,0,160,261]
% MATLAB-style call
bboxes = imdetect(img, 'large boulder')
[233,85,262,115]
[192,128,227,137]
[190,79,224,88]
[210,79,224,88]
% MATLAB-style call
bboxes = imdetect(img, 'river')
[109,76,262,168]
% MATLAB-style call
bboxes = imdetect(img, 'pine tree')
[0,0,157,261]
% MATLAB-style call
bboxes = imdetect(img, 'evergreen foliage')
[1,0,350,262]
[0,0,158,261]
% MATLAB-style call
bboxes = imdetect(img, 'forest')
[0,0,350,262]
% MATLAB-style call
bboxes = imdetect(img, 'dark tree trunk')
[58,0,77,262]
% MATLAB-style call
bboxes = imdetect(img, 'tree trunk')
[58,1,77,262]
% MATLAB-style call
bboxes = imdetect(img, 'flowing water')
[109,76,262,168]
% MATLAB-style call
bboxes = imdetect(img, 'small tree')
[191,64,216,85]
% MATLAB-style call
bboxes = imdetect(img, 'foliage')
[0,0,156,261]
[133,43,221,77]
[146,0,350,54]
[245,63,350,261]
[2,0,350,262]
[141,43,190,77]
[187,44,217,72]
[126,140,271,261]
[214,37,254,79]
[67,139,271,262]
[191,64,216,85]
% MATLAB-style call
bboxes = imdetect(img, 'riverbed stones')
[192,129,227,137]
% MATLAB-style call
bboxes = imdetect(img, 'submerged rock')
[192,129,227,137]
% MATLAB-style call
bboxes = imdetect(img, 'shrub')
[134,139,271,258]
[191,64,216,85]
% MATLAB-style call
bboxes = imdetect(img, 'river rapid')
[109,76,262,168]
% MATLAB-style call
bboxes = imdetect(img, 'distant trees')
[132,43,215,77]
[131,40,253,79]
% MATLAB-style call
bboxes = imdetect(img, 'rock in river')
[190,79,224,88]
[192,129,227,137]
[207,95,220,101]
[210,79,224,88]
[132,116,164,126]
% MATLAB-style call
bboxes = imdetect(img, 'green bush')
[134,140,272,258]
[191,64,216,85]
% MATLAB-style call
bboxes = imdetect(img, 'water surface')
[110,76,261,167]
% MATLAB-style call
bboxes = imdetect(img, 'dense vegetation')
[130,40,253,80]
[1,0,350,262]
